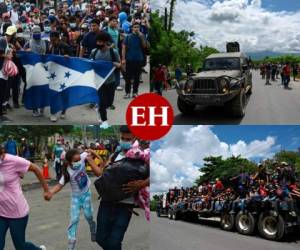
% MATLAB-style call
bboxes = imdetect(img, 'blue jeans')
[96,201,133,250]
[68,190,96,248]
[0,215,41,250]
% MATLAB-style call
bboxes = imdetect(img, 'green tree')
[150,12,219,72]
[274,150,300,173]
[195,155,257,186]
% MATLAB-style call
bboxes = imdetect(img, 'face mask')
[70,23,76,28]
[119,140,132,150]
[97,44,105,49]
[44,26,51,33]
[71,161,81,170]
[32,33,41,40]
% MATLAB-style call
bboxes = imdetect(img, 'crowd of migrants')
[151,63,211,95]
[3,134,119,178]
[164,163,300,214]
[258,62,300,89]
[0,0,150,125]
[1,125,150,250]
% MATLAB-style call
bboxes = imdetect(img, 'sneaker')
[60,113,65,119]
[50,115,57,122]
[6,103,12,110]
[100,121,109,129]
[0,116,12,123]
[39,246,46,250]
[13,103,20,109]
[132,93,138,98]
[116,86,123,91]
[108,105,115,110]
[2,106,7,114]
[32,111,41,117]
[124,94,130,99]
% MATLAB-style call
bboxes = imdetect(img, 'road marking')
[37,222,61,230]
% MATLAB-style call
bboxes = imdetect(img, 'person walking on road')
[0,143,50,250]
[282,62,291,89]
[91,31,121,129]
[52,139,65,181]
[122,22,147,99]
[265,63,272,85]
[4,135,18,156]
[292,64,298,81]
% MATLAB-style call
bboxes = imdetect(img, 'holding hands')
[44,191,53,201]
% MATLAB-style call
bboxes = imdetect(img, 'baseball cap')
[5,25,17,36]
[32,25,41,33]
[49,9,55,15]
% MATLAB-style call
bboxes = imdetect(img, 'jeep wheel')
[247,82,253,95]
[177,97,195,115]
[258,212,285,241]
[235,211,256,235]
[220,212,235,231]
[231,88,246,117]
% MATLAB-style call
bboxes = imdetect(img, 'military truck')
[176,42,252,117]
[166,197,300,241]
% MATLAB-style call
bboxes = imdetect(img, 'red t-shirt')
[154,68,166,82]
[283,65,291,76]
[215,180,224,190]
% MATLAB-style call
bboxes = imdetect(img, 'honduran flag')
[18,51,115,114]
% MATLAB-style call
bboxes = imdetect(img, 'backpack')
[94,158,149,202]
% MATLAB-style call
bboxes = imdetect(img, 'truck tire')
[168,210,173,220]
[231,88,246,117]
[247,82,253,95]
[235,211,256,235]
[172,211,179,220]
[258,212,285,241]
[177,96,195,115]
[220,212,235,231]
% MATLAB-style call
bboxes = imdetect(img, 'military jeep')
[176,45,252,117]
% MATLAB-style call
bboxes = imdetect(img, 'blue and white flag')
[18,52,115,114]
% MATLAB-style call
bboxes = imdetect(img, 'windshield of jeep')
[203,57,240,70]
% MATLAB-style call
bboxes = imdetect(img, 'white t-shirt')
[10,10,19,25]
[59,152,91,196]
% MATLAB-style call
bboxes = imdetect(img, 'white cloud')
[152,0,300,52]
[150,126,279,193]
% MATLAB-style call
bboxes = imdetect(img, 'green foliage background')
[150,11,219,71]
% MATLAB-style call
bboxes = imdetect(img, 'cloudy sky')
[150,125,300,194]
[152,0,300,53]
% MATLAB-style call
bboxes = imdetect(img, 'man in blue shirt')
[122,22,147,98]
[5,135,18,155]
[80,19,100,58]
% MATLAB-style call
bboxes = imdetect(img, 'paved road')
[151,213,300,250]
[165,71,300,124]
[5,179,149,250]
[4,63,149,125]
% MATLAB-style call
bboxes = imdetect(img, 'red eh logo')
[126,93,174,140]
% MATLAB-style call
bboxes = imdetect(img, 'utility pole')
[168,0,176,32]
[164,7,168,31]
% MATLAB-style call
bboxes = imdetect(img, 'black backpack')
[94,157,149,202]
